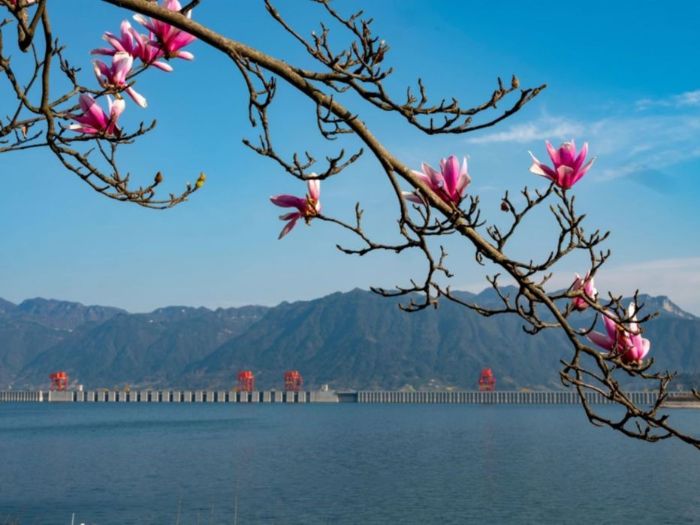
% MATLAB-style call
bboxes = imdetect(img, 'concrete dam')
[1,389,693,406]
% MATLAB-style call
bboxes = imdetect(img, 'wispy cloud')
[467,116,584,144]
[584,114,700,183]
[636,89,700,110]
[548,257,700,316]
[466,94,700,187]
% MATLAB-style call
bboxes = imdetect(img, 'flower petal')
[421,162,444,188]
[556,165,575,188]
[278,217,299,239]
[411,170,433,189]
[545,141,560,165]
[81,94,108,128]
[307,178,320,201]
[126,86,148,108]
[440,155,461,194]
[109,96,126,121]
[573,142,588,171]
[112,51,134,84]
[559,141,576,166]
[603,313,618,340]
[571,157,596,186]
[150,60,174,72]
[402,191,425,205]
[270,194,306,210]
[528,153,556,179]
[456,173,471,198]
[588,331,614,351]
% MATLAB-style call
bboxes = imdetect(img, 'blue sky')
[1,0,699,313]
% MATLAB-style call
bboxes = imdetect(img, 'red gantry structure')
[236,370,255,392]
[284,370,303,392]
[49,371,69,391]
[478,368,496,391]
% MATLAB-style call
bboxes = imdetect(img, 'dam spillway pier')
[0,390,340,404]
[0,389,695,406]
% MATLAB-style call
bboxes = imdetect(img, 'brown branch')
[0,0,692,447]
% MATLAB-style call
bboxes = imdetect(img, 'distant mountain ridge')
[643,295,697,320]
[1,290,698,390]
[0,298,16,315]
[5,297,126,330]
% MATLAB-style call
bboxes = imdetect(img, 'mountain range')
[1,289,698,391]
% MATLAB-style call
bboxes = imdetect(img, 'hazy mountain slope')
[0,298,16,315]
[0,318,67,386]
[187,289,700,390]
[15,306,268,389]
[187,289,577,390]
[11,298,127,330]
[2,291,698,391]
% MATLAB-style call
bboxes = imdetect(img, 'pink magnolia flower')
[270,179,321,239]
[69,93,125,137]
[92,20,173,72]
[133,0,196,61]
[529,140,595,189]
[588,305,651,364]
[403,155,471,206]
[94,52,147,108]
[571,272,597,311]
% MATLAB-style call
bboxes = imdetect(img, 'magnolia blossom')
[529,140,594,189]
[94,52,147,108]
[69,94,125,136]
[571,272,597,311]
[92,20,173,72]
[588,305,651,364]
[270,179,321,239]
[403,155,471,205]
[133,0,197,60]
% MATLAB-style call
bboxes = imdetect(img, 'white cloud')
[467,116,584,144]
[546,257,700,316]
[636,89,700,110]
[466,105,700,184]
[586,114,700,181]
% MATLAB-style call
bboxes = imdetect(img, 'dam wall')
[0,389,686,406]
[356,390,662,405]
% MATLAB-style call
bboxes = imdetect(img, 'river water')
[1,403,699,524]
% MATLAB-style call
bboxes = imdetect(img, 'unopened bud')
[500,200,510,212]
[511,75,520,89]
[154,171,163,184]
[375,40,387,63]
[195,172,206,189]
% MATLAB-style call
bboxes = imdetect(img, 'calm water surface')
[1,403,699,524]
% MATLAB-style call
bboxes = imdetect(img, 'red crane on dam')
[49,371,69,391]
[478,368,496,391]
[284,370,303,392]
[236,370,255,392]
